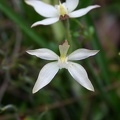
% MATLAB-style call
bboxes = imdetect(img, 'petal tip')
[32,90,36,94]
[26,50,35,56]
[87,86,94,92]
[96,5,101,8]
[32,90,35,94]
[31,25,34,28]
[26,50,29,54]
[31,24,37,28]
[31,22,42,27]
[32,87,39,94]
[90,88,95,92]
[25,0,32,6]
[26,50,31,54]
[94,50,100,55]
[91,50,100,56]
[95,5,101,8]
[24,0,28,4]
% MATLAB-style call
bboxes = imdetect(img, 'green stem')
[64,19,73,52]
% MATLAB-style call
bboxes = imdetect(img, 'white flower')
[27,40,99,93]
[25,0,100,27]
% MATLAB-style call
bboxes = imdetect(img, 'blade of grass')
[0,1,47,47]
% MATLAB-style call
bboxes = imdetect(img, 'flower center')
[58,40,70,69]
[58,55,68,69]
[59,3,67,16]
[58,2,69,20]
[60,55,66,62]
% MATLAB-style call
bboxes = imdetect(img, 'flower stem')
[64,19,73,52]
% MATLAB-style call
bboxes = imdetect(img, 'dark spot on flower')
[59,14,69,20]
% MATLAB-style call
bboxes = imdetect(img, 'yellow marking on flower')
[60,55,66,62]
[59,40,69,63]
[59,2,67,16]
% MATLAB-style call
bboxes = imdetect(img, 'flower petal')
[65,0,79,12]
[69,5,100,18]
[26,48,59,60]
[31,17,59,27]
[32,62,59,93]
[25,0,58,17]
[68,49,99,60]
[67,62,94,91]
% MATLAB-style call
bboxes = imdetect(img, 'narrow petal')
[31,17,59,27]
[25,0,58,17]
[65,0,79,12]
[68,49,99,60]
[67,62,94,91]
[32,62,59,93]
[26,48,59,60]
[69,5,100,18]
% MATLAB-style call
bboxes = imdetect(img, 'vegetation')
[0,0,120,120]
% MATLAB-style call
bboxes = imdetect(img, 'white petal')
[65,0,79,12]
[68,49,99,60]
[69,5,100,18]
[68,62,94,91]
[31,17,59,27]
[25,0,58,17]
[32,62,59,93]
[27,48,59,60]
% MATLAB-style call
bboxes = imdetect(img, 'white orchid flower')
[25,0,100,27]
[27,40,99,93]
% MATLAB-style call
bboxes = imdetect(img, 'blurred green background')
[0,0,120,120]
